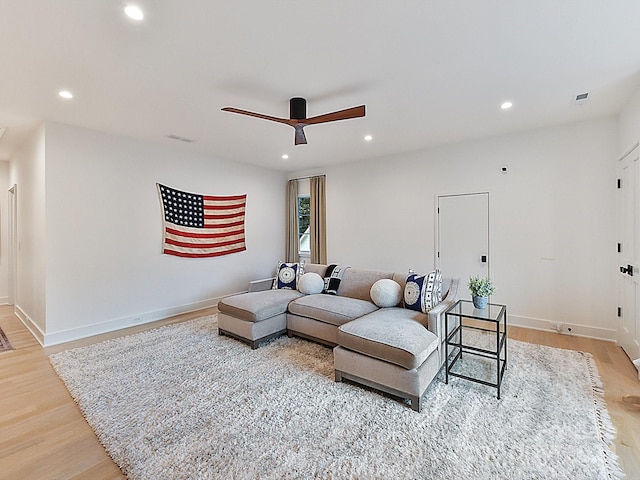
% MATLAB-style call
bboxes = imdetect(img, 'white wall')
[9,124,47,340]
[40,122,286,345]
[619,84,640,152]
[295,118,618,340]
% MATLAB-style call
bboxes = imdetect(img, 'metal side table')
[444,300,507,399]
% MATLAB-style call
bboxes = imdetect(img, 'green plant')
[467,276,496,297]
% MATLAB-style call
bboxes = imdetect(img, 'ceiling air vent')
[166,134,195,143]
[572,92,589,106]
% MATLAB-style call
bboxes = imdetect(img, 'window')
[298,196,310,254]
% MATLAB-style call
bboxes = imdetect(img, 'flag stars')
[159,185,205,228]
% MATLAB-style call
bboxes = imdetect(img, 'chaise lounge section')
[334,305,447,412]
[218,264,326,349]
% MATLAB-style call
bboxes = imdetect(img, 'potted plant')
[467,276,495,309]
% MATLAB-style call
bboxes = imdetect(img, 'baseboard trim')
[42,293,244,347]
[15,304,46,346]
[17,295,619,346]
[509,314,617,342]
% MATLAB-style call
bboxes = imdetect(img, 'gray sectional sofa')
[218,264,459,411]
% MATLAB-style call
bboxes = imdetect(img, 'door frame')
[435,191,492,280]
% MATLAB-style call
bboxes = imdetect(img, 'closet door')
[617,144,640,362]
[437,193,490,290]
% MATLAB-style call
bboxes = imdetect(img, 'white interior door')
[617,145,640,362]
[437,193,490,292]
[8,185,16,306]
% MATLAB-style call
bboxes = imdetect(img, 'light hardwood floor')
[1,304,639,479]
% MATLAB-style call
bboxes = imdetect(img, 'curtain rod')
[289,174,326,181]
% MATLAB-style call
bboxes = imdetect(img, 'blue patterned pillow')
[272,262,303,290]
[404,270,442,313]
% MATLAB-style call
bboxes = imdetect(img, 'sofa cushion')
[370,279,402,308]
[304,263,328,277]
[337,268,394,301]
[218,289,303,322]
[404,270,442,313]
[272,262,303,290]
[323,264,350,295]
[337,308,438,370]
[298,272,325,295]
[288,295,379,327]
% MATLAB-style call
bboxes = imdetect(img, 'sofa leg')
[409,395,422,412]
[218,329,225,336]
[335,370,343,382]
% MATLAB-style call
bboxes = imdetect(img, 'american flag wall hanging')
[157,184,247,258]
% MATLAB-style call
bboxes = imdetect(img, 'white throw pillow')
[370,279,402,308]
[298,272,325,295]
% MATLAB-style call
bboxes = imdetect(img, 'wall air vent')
[572,92,589,106]
[166,134,195,143]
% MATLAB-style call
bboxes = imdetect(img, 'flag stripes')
[165,227,245,239]
[164,232,246,247]
[157,184,247,258]
[163,245,247,258]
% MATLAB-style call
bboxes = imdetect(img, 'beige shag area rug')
[50,315,623,479]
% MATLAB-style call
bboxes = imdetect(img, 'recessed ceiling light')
[500,101,513,110]
[281,154,289,160]
[124,4,144,20]
[364,135,373,141]
[58,90,73,99]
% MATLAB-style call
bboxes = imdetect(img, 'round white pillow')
[370,279,402,308]
[298,272,325,295]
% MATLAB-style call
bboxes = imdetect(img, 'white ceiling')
[1,1,639,171]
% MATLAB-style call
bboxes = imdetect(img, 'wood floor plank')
[1,306,639,478]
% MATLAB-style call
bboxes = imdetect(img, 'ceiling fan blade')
[294,125,307,145]
[221,107,293,126]
[223,100,365,146]
[304,105,366,125]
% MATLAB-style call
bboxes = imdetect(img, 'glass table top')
[446,300,506,322]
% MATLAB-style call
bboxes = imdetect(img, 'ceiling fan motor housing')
[290,97,307,120]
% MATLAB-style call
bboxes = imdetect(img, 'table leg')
[459,316,463,360]
[496,319,501,399]
[445,313,449,384]
[504,307,508,369]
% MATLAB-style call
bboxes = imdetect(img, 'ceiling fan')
[222,97,366,145]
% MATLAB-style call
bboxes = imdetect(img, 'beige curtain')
[285,179,299,263]
[309,176,327,264]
